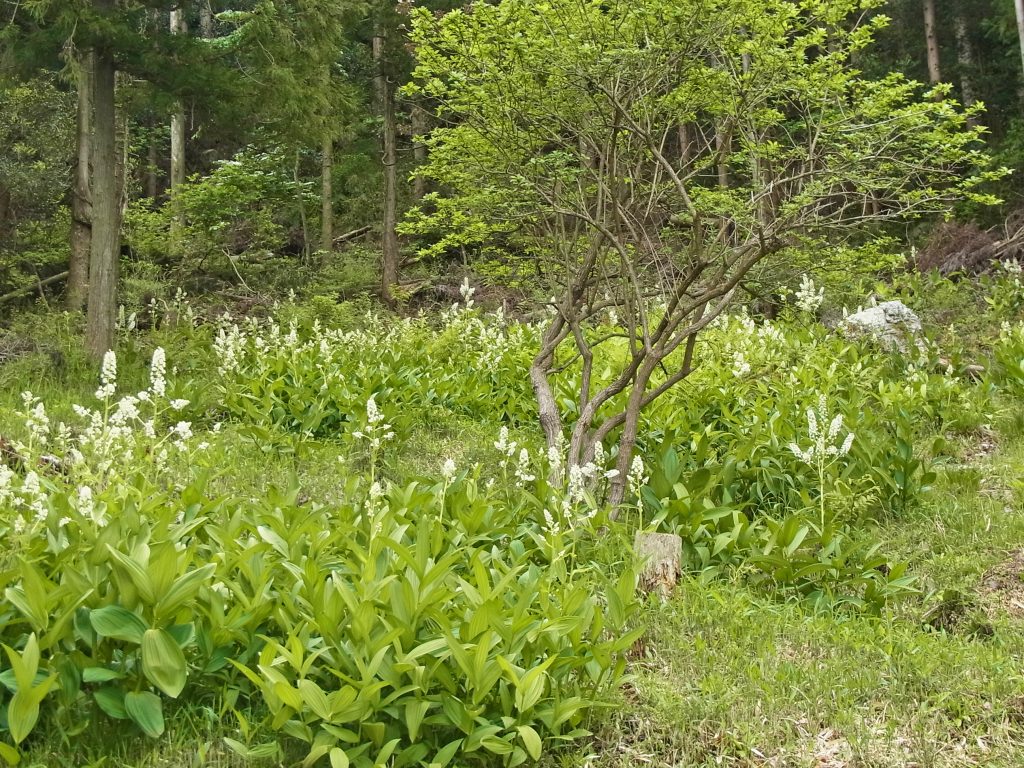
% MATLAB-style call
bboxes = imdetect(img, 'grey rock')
[841,300,923,351]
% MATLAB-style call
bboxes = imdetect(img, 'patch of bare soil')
[980,550,1024,618]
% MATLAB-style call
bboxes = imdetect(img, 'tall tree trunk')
[374,31,399,307]
[85,25,120,360]
[923,0,942,84]
[169,7,187,242]
[321,132,333,254]
[953,10,975,109]
[68,51,93,312]
[146,134,159,200]
[200,0,214,38]
[1015,0,1024,85]
[412,103,428,200]
[295,150,310,264]
[0,187,10,238]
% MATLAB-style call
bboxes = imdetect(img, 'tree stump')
[634,532,682,599]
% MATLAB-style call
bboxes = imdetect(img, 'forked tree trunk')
[68,51,93,312]
[923,0,942,84]
[321,131,333,253]
[374,31,400,307]
[85,24,120,360]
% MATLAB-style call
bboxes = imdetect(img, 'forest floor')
[1,296,1023,768]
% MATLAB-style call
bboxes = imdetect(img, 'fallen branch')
[0,271,69,305]
[333,225,371,245]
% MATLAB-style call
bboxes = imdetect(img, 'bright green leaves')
[124,691,165,739]
[89,606,148,644]
[229,481,640,768]
[141,629,188,699]
[2,636,55,745]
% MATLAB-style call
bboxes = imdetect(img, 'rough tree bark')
[923,0,942,85]
[169,6,187,242]
[374,30,400,307]
[68,51,92,312]
[199,0,214,39]
[84,11,120,361]
[953,9,975,109]
[321,131,333,253]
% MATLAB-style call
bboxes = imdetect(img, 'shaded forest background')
[1,0,1023,339]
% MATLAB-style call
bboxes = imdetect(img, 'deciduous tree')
[409,0,1000,505]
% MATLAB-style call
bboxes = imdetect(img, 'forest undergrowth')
[1,269,1024,767]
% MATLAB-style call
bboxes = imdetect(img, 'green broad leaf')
[94,686,128,719]
[7,690,40,744]
[297,679,331,720]
[517,725,543,761]
[0,741,20,765]
[224,738,281,760]
[0,670,46,694]
[404,700,431,742]
[329,747,349,768]
[154,564,217,622]
[125,691,165,738]
[141,629,188,698]
[2,635,39,694]
[166,623,195,649]
[479,736,515,755]
[515,659,553,713]
[105,546,156,605]
[427,738,463,768]
[89,606,148,644]
[82,667,123,683]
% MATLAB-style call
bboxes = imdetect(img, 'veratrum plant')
[229,477,642,768]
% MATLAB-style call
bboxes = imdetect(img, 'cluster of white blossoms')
[795,274,825,314]
[627,455,649,499]
[0,464,48,533]
[731,350,751,378]
[709,308,790,381]
[352,396,395,451]
[213,321,248,377]
[495,427,533,487]
[3,347,201,537]
[788,394,854,465]
[441,458,457,483]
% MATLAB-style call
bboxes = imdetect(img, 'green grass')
[550,417,1024,768]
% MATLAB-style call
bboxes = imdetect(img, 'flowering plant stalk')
[788,395,855,532]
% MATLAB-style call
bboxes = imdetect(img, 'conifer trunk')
[85,20,120,360]
[374,31,399,307]
[68,51,92,312]
[321,132,333,253]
